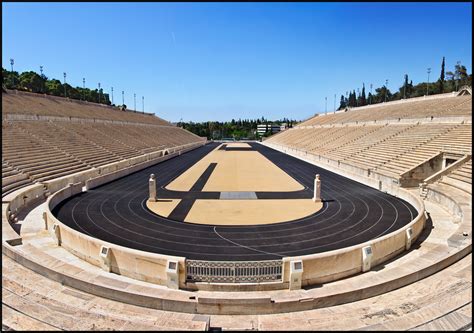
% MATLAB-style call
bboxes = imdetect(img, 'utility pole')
[142,96,144,112]
[134,93,136,111]
[325,96,327,114]
[426,68,431,96]
[111,87,114,104]
[122,90,124,106]
[82,78,85,101]
[63,72,67,98]
[98,83,101,104]
[357,88,360,107]
[333,93,336,111]
[384,79,388,102]
[40,66,44,93]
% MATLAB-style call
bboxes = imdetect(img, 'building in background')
[257,123,283,135]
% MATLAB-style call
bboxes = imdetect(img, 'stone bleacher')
[3,89,170,125]
[266,94,472,182]
[438,159,472,195]
[299,94,472,126]
[1,91,205,196]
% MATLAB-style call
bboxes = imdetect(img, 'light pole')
[357,88,360,107]
[142,96,144,112]
[10,59,15,87]
[63,72,67,98]
[384,79,388,102]
[134,93,136,111]
[111,87,114,104]
[82,78,85,101]
[98,83,101,104]
[325,96,327,114]
[333,94,336,111]
[40,66,44,93]
[122,91,124,106]
[426,68,431,96]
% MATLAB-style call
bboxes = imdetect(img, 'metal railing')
[186,259,283,283]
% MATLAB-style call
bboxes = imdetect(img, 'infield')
[166,143,305,192]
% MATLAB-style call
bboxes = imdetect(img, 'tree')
[403,74,408,99]
[454,61,468,88]
[367,92,373,105]
[446,70,456,91]
[18,71,44,93]
[360,83,367,106]
[438,56,445,93]
[45,79,63,96]
[348,90,356,107]
[2,68,19,89]
[374,86,391,103]
[338,94,346,110]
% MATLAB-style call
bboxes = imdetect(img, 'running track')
[53,142,418,261]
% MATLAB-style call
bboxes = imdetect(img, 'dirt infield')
[184,199,322,225]
[147,198,323,225]
[166,143,304,192]
[147,199,181,217]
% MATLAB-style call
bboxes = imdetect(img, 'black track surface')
[53,142,418,261]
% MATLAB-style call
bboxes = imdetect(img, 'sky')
[2,2,472,122]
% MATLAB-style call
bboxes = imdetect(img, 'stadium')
[2,3,472,331]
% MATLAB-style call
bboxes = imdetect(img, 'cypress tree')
[439,56,445,93]
[361,83,367,106]
[339,94,346,109]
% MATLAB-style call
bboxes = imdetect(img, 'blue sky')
[2,2,472,122]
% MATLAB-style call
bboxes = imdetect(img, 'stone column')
[149,174,157,202]
[312,174,321,202]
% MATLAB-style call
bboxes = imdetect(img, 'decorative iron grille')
[186,259,283,283]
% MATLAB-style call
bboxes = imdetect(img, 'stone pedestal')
[312,174,321,202]
[99,246,112,272]
[362,245,373,272]
[52,224,61,246]
[289,260,304,290]
[166,260,179,290]
[405,227,413,250]
[149,174,157,202]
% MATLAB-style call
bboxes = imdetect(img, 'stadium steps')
[29,165,92,183]
[371,124,458,176]
[340,124,416,162]
[1,255,209,331]
[439,177,472,195]
[2,179,34,196]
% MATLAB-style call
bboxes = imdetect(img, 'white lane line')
[213,226,284,258]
